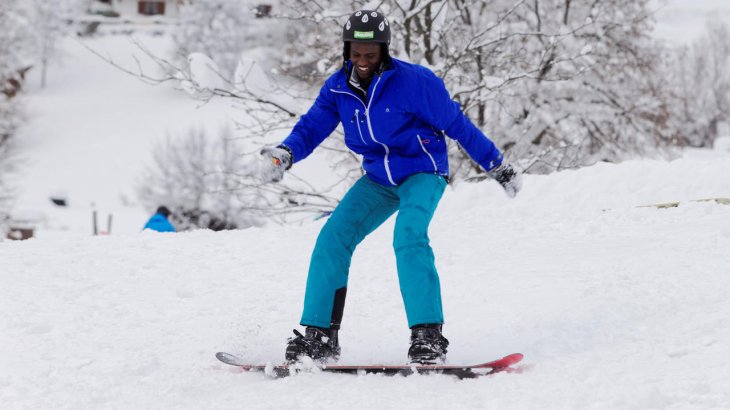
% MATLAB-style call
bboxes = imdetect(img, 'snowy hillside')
[11,34,339,237]
[12,35,238,237]
[4,4,730,408]
[2,152,730,409]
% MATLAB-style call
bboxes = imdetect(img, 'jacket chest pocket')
[341,107,369,149]
[375,107,414,141]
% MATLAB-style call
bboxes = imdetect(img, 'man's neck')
[348,68,371,99]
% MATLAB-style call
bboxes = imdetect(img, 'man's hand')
[488,162,522,198]
[259,146,292,183]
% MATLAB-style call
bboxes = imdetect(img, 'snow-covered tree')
[450,0,675,175]
[273,0,673,177]
[664,21,730,147]
[0,1,34,98]
[0,0,35,225]
[136,125,341,230]
[29,0,83,88]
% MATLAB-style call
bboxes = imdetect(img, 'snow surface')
[2,151,730,409]
[4,15,730,410]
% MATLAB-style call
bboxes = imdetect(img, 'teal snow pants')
[300,173,448,329]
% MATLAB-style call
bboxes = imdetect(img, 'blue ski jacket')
[143,213,176,233]
[281,58,503,186]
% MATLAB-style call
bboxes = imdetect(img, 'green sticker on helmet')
[353,30,375,39]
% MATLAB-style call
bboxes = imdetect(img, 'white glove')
[259,146,292,183]
[487,162,522,198]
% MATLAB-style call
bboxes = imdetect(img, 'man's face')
[350,42,382,80]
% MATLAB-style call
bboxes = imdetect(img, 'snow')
[2,150,730,408]
[3,16,730,410]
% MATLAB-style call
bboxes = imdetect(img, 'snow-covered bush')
[136,126,255,231]
[136,125,342,230]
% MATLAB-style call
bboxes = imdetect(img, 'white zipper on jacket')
[330,77,395,185]
[417,134,438,172]
[331,89,370,148]
[354,109,366,145]
[363,76,395,185]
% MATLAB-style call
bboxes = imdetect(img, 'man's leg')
[300,176,399,329]
[392,173,447,328]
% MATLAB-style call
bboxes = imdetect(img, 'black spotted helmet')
[342,10,391,61]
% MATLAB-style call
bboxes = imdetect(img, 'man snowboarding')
[258,10,522,364]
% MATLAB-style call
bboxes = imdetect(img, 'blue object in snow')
[143,213,176,232]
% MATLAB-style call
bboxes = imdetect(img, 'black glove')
[487,162,522,198]
[259,146,292,183]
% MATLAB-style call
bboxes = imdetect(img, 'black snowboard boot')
[285,327,340,363]
[408,324,449,364]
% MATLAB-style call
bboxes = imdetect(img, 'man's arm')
[280,83,341,165]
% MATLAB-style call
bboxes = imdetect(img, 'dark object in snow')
[78,21,101,37]
[92,210,114,235]
[5,213,40,240]
[2,66,32,99]
[6,227,34,241]
[215,352,523,379]
[255,4,272,18]
[50,197,67,207]
[156,206,171,218]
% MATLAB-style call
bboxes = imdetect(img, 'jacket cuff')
[277,144,294,170]
[482,152,504,172]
